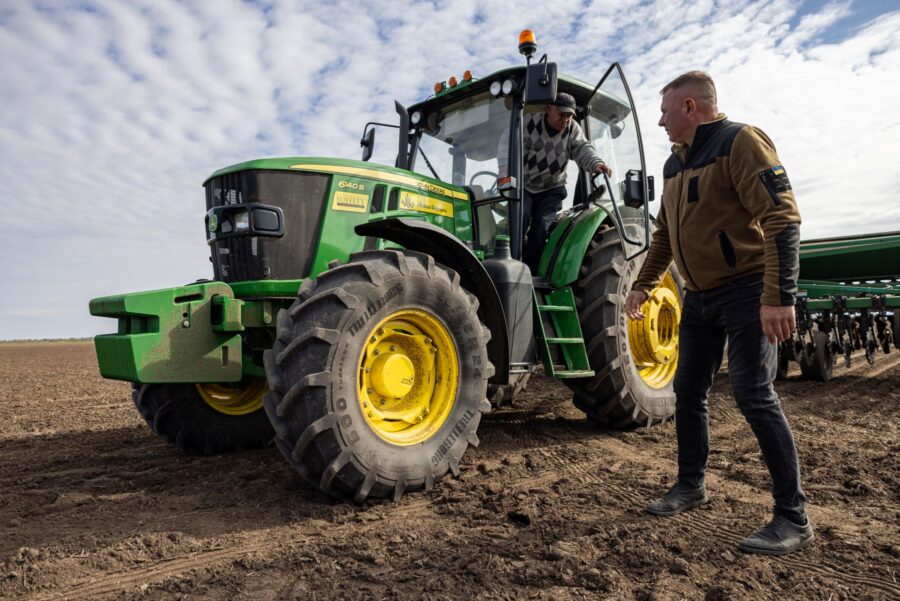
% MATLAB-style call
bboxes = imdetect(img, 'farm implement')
[783,231,900,381]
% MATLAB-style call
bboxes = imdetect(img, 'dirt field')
[1,341,898,600]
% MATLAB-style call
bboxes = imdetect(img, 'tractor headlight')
[489,81,502,97]
[410,111,422,125]
[501,79,516,95]
[206,204,285,244]
[234,211,250,231]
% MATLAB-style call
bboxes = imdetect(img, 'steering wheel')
[469,170,500,194]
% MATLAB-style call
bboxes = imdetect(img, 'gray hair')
[660,71,717,110]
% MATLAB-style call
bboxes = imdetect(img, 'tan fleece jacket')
[633,115,802,306]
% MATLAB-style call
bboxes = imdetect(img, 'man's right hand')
[625,290,648,320]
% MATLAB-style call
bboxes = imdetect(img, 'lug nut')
[374,349,380,356]
[366,388,374,394]
[379,398,386,405]
[430,346,437,353]
[424,337,432,344]
[389,345,396,352]
[370,336,377,343]
[377,328,385,336]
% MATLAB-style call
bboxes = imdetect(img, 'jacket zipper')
[673,159,699,289]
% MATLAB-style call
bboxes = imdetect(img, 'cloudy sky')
[2,0,898,340]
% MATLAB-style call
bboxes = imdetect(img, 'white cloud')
[1,0,898,339]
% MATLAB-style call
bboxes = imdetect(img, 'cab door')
[583,63,652,259]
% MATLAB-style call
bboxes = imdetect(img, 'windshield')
[413,92,512,200]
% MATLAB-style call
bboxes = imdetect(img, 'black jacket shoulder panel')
[663,154,683,179]
[685,120,746,170]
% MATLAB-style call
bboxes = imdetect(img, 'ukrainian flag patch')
[758,165,792,205]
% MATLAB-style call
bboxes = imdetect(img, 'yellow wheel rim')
[628,272,681,388]
[196,379,267,416]
[357,309,459,446]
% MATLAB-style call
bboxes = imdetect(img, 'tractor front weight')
[90,281,294,384]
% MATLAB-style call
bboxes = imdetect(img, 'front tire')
[133,380,273,454]
[264,250,493,502]
[565,226,683,427]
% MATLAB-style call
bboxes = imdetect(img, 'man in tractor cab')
[500,92,611,271]
[625,71,812,556]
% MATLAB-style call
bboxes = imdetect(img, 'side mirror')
[610,121,625,139]
[524,60,557,104]
[360,128,376,162]
[624,170,648,208]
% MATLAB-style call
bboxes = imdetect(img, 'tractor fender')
[542,204,615,288]
[355,217,510,386]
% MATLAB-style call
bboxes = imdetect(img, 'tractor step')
[537,304,574,313]
[549,369,595,379]
[545,337,583,344]
[533,286,594,379]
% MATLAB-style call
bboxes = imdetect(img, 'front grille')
[205,170,330,282]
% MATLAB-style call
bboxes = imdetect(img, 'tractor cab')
[365,31,653,266]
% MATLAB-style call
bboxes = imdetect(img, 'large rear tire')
[565,226,683,427]
[133,380,273,454]
[264,250,492,502]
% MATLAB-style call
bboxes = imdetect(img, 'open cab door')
[583,63,652,260]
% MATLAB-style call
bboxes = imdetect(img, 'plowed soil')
[1,341,898,600]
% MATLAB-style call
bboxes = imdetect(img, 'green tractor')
[90,33,683,502]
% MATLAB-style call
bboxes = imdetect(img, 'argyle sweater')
[501,113,605,193]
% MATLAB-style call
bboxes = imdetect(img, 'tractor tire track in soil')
[1,341,898,600]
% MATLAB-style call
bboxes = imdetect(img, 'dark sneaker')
[647,483,708,516]
[738,515,814,555]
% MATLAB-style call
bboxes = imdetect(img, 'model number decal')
[338,180,366,191]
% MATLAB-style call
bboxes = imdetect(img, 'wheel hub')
[195,379,267,416]
[628,272,681,388]
[358,310,458,445]
[369,352,416,399]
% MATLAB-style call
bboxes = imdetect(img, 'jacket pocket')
[717,230,737,268]
[687,176,700,203]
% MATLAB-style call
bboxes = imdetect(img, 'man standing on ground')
[500,92,611,270]
[625,71,813,555]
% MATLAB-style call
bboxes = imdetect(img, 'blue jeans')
[674,273,807,523]
[523,186,567,271]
